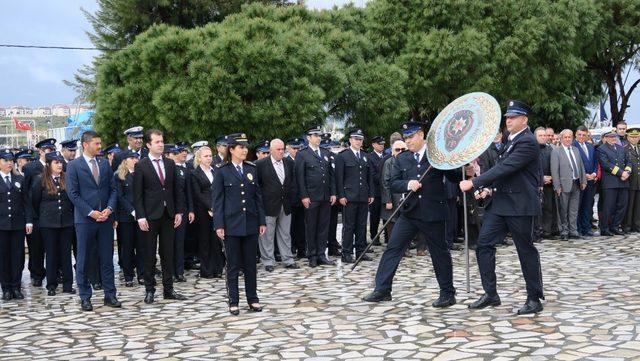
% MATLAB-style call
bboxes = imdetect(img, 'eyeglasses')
[394,148,406,152]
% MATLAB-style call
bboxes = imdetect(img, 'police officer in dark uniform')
[363,121,461,308]
[335,128,374,263]
[31,151,75,296]
[320,134,342,257]
[295,126,337,268]
[212,133,266,315]
[286,137,307,258]
[14,149,34,176]
[623,126,640,232]
[368,136,386,244]
[0,149,32,301]
[460,100,545,315]
[104,143,122,168]
[597,128,631,236]
[60,139,78,172]
[112,126,148,171]
[214,136,230,165]
[23,138,56,287]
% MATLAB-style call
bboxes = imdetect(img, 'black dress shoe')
[517,297,543,315]
[328,249,341,257]
[248,303,263,312]
[138,278,145,285]
[561,234,569,241]
[285,263,300,269]
[47,289,56,296]
[229,306,240,315]
[144,292,155,304]
[81,299,93,311]
[2,291,13,301]
[32,279,42,287]
[104,296,122,308]
[174,275,187,282]
[125,281,134,287]
[309,258,318,268]
[341,255,355,264]
[432,294,456,308]
[612,228,625,236]
[318,257,336,266]
[164,290,187,300]
[12,290,24,299]
[92,283,102,290]
[468,293,501,309]
[362,290,392,302]
[265,265,274,272]
[356,253,373,262]
[600,230,613,236]
[63,288,76,294]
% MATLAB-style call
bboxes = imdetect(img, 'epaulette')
[339,148,349,153]
[244,161,256,166]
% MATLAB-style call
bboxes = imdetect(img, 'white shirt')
[271,156,286,184]
[374,151,384,158]
[148,153,166,181]
[309,145,321,157]
[200,165,214,184]
[350,147,362,159]
[414,144,427,163]
[577,141,589,159]
[232,161,243,175]
[508,127,527,141]
[82,153,99,177]
[0,171,11,184]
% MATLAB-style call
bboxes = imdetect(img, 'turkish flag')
[14,118,32,131]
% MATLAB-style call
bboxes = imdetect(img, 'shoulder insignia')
[244,161,256,167]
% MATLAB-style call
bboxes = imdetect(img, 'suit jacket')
[0,173,31,230]
[389,148,461,222]
[191,165,215,213]
[478,143,501,174]
[133,156,184,221]
[368,151,384,197]
[473,128,542,216]
[295,147,336,202]
[175,164,194,214]
[256,156,294,216]
[335,149,374,202]
[65,156,117,224]
[625,144,640,190]
[114,172,136,222]
[23,160,44,194]
[573,140,597,176]
[596,143,630,189]
[30,174,74,228]
[550,145,587,192]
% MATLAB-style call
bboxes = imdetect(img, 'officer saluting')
[460,100,545,315]
[597,128,631,236]
[363,121,460,308]
[0,149,33,301]
[295,125,337,268]
[335,128,374,263]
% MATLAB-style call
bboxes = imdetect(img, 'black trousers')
[369,196,382,239]
[601,188,629,232]
[42,226,74,290]
[143,210,175,293]
[173,220,186,277]
[539,185,558,235]
[196,210,224,277]
[341,201,368,257]
[374,216,454,295]
[116,222,145,282]
[445,198,458,248]
[304,201,331,260]
[224,234,259,306]
[26,223,45,281]
[290,205,306,257]
[475,212,544,299]
[328,204,341,253]
[185,218,198,263]
[0,230,25,292]
[86,235,101,285]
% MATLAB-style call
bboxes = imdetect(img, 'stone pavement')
[1,235,639,360]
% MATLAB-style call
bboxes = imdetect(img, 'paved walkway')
[1,235,639,360]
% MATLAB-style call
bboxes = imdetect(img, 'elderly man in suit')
[573,125,598,237]
[256,139,299,271]
[66,131,120,311]
[551,129,587,241]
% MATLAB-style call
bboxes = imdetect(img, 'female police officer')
[0,149,32,301]
[212,133,266,315]
[31,151,75,296]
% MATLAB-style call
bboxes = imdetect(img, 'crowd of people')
[0,102,635,316]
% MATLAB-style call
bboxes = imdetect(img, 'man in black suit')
[460,100,544,315]
[23,138,56,287]
[112,126,148,171]
[285,138,306,258]
[256,139,299,271]
[134,129,186,304]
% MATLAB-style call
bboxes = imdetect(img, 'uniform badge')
[363,156,367,162]
[14,182,21,189]
[179,169,184,177]
[324,156,328,162]
[247,173,253,181]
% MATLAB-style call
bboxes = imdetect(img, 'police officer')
[295,126,337,267]
[0,149,32,301]
[623,126,640,232]
[363,121,461,308]
[60,139,78,171]
[104,143,122,168]
[286,137,307,258]
[214,136,230,165]
[112,126,148,171]
[31,151,75,296]
[113,150,145,286]
[255,140,270,160]
[320,134,342,257]
[368,136,386,244]
[14,149,33,176]
[460,100,544,315]
[23,138,56,287]
[212,133,266,315]
[335,128,374,263]
[597,128,631,236]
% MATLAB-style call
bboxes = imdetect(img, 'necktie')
[414,152,420,164]
[356,152,360,160]
[89,158,100,185]
[154,159,165,186]
[581,143,588,159]
[567,147,578,179]
[317,149,321,158]
[275,161,285,184]
[54,177,60,185]
[4,176,10,188]
[236,164,243,176]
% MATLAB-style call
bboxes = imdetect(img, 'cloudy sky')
[0,0,637,124]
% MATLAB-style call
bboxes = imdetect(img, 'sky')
[0,0,637,124]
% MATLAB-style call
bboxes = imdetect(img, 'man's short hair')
[144,129,163,144]
[81,130,100,145]
[534,126,546,134]
[576,125,588,133]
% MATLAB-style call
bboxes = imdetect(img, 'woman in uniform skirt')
[114,150,145,287]
[191,146,224,279]
[212,133,266,315]
[0,149,32,301]
[31,151,75,296]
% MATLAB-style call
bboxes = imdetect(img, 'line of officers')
[0,124,395,304]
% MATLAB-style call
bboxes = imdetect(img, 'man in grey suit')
[550,129,587,240]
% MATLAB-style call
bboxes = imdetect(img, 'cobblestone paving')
[1,235,639,360]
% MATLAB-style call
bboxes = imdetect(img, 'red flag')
[14,118,32,131]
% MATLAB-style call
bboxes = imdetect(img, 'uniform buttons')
[241,192,245,195]
[58,206,62,210]
[417,165,421,168]
[359,183,362,185]
[8,215,11,218]
[56,186,60,189]
[7,192,10,195]
[8,207,11,210]
[242,208,246,211]
[7,199,11,203]
[418,195,422,199]
[241,184,244,187]
[162,188,166,191]
[58,193,61,196]
[242,200,246,203]
[58,200,61,203]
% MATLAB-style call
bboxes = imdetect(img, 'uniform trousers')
[116,222,145,282]
[341,202,368,257]
[0,230,25,292]
[224,234,259,306]
[304,201,330,260]
[42,226,74,290]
